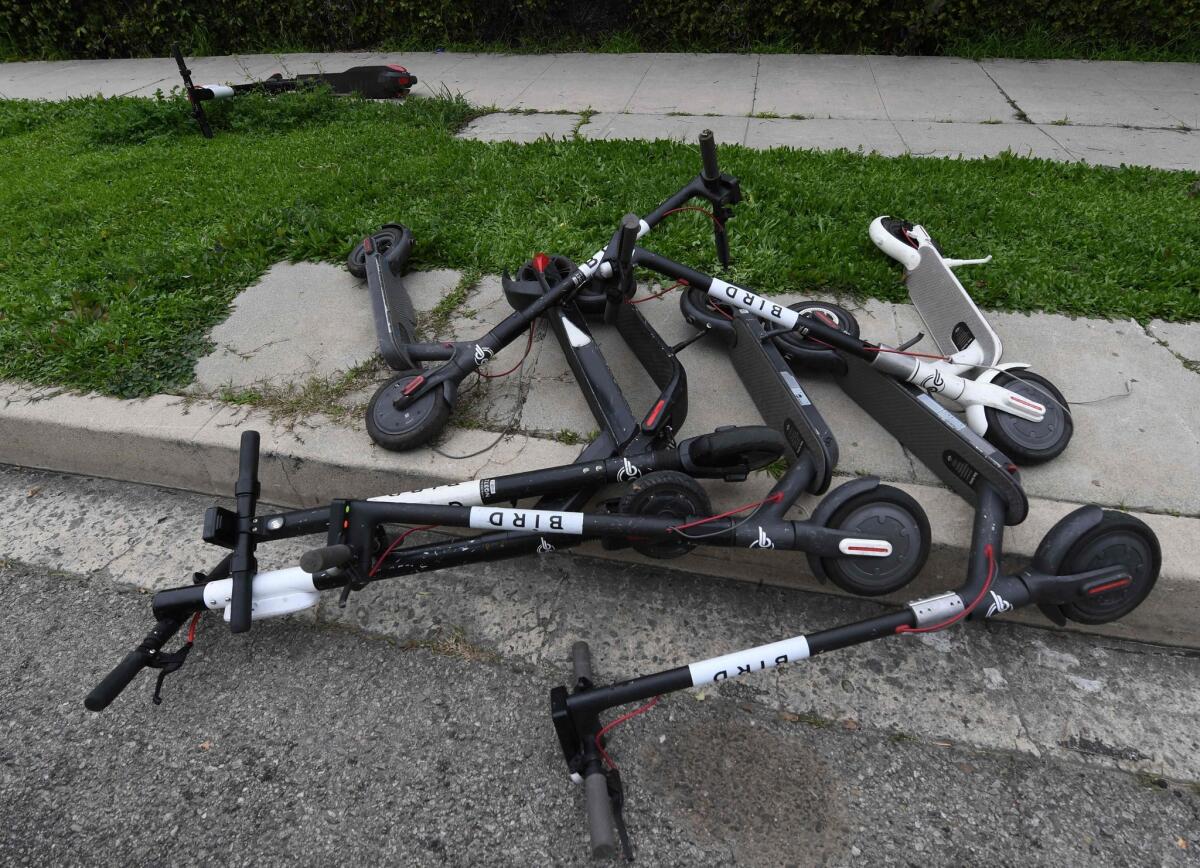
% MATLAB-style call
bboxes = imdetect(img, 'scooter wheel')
[679,287,736,337]
[366,370,452,451]
[347,223,414,279]
[818,485,930,596]
[774,301,859,373]
[618,471,712,560]
[983,370,1073,465]
[1058,512,1160,625]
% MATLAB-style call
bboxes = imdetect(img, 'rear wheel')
[347,223,413,279]
[366,370,452,451]
[1059,512,1160,624]
[983,370,1072,465]
[818,485,930,596]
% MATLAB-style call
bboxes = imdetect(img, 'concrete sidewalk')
[1,51,1196,169]
[2,262,1197,647]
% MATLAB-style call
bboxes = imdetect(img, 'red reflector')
[533,252,551,273]
[1088,577,1133,595]
[644,399,666,427]
[402,375,425,396]
[847,545,889,553]
[363,236,374,254]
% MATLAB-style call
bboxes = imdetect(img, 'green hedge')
[1,0,1195,59]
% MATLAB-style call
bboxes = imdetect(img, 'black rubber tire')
[679,286,736,337]
[983,370,1073,465]
[1059,512,1161,625]
[819,484,930,597]
[347,224,413,279]
[774,301,860,372]
[618,470,712,560]
[365,370,452,451]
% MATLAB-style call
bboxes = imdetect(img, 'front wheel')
[366,370,452,451]
[983,370,1072,465]
[1059,512,1160,625]
[818,485,930,596]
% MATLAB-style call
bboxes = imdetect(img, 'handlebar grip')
[616,213,640,266]
[585,771,618,860]
[699,129,720,181]
[84,618,183,712]
[300,544,354,575]
[237,430,261,487]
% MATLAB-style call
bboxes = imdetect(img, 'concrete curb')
[2,382,1196,648]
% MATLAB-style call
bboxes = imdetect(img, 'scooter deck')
[836,352,1028,524]
[907,246,1002,365]
[728,313,836,495]
[293,66,417,99]
[364,250,419,370]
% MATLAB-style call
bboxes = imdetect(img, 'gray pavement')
[1,51,1196,169]
[3,467,1200,865]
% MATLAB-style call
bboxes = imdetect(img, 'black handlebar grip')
[84,618,184,712]
[585,771,618,860]
[299,544,354,575]
[230,430,261,634]
[699,129,720,181]
[616,213,640,266]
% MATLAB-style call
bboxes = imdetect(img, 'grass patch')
[0,91,1197,398]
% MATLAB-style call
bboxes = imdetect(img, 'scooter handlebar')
[84,617,184,712]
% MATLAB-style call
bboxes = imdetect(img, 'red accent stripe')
[1010,395,1042,410]
[402,375,425,396]
[1088,577,1133,595]
[644,399,666,428]
[846,545,889,553]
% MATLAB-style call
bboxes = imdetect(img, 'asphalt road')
[3,553,1199,866]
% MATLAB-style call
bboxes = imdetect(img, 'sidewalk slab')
[869,55,1016,123]
[753,55,886,120]
[894,120,1072,160]
[458,111,580,143]
[580,111,750,144]
[506,53,655,113]
[744,117,907,155]
[1041,124,1199,169]
[627,53,759,117]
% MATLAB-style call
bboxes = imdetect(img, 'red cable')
[595,695,661,770]
[895,544,996,635]
[477,325,535,379]
[369,524,440,577]
[186,611,201,643]
[661,206,723,229]
[630,279,688,305]
[705,299,735,320]
[668,491,784,533]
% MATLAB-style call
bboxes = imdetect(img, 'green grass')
[1,90,1197,398]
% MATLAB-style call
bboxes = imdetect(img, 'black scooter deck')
[728,313,836,495]
[364,249,419,370]
[835,353,1028,524]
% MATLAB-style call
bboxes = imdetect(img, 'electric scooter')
[173,44,417,139]
[83,421,933,710]
[865,215,1072,463]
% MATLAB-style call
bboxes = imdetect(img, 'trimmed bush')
[0,0,1195,60]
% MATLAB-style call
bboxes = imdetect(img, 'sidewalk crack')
[979,63,1032,124]
[748,56,761,117]
[621,59,655,114]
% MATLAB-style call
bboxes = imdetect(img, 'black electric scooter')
[173,44,417,139]
[83,418,933,710]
